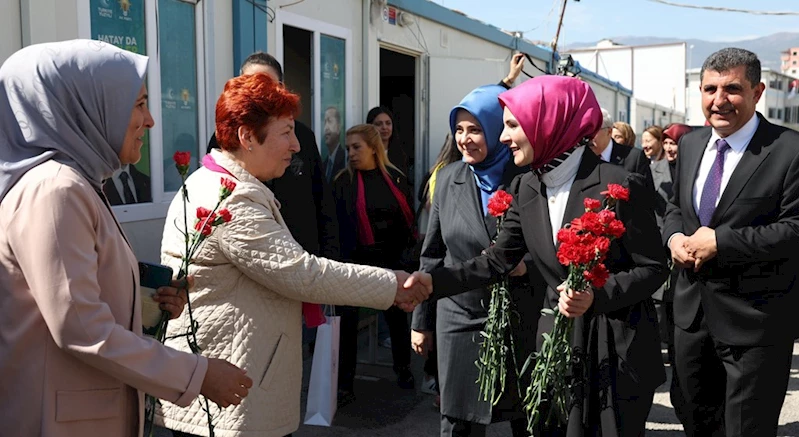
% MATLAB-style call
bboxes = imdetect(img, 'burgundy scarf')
[202,154,326,328]
[355,169,414,246]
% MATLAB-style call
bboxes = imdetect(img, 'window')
[769,80,783,90]
[83,0,207,221]
[793,51,798,56]
[784,107,791,123]
[769,108,777,119]
[778,108,783,120]
[275,11,353,160]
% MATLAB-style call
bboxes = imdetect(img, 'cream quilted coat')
[156,150,397,437]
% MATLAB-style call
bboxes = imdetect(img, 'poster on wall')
[320,35,346,179]
[91,0,152,205]
[158,0,200,193]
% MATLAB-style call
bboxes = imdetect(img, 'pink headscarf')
[498,75,602,170]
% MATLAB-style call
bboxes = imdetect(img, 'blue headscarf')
[449,84,511,215]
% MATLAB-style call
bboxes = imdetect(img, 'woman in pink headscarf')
[414,75,668,437]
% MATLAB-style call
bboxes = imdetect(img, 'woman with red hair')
[158,73,430,437]
[413,75,668,436]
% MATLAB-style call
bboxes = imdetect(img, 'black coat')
[332,167,416,270]
[411,161,543,424]
[662,114,799,346]
[207,121,339,258]
[430,148,668,436]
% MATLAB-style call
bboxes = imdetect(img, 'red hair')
[215,73,300,151]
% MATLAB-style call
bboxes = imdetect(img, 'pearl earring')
[248,146,253,151]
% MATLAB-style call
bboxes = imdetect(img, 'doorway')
[379,48,417,189]
[282,25,313,128]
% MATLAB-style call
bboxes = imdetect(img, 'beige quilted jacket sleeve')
[217,192,397,310]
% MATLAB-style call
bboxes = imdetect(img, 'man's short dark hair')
[240,51,284,82]
[700,48,761,87]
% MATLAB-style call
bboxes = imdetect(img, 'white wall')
[20,0,80,46]
[685,70,703,125]
[632,98,686,143]
[570,43,686,116]
[0,0,22,63]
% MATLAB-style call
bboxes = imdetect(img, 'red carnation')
[220,178,237,200]
[605,219,626,239]
[194,213,216,236]
[594,236,611,257]
[578,211,604,235]
[557,227,579,245]
[196,207,213,219]
[598,209,616,225]
[583,263,610,288]
[602,184,630,202]
[583,197,601,211]
[173,151,191,167]
[217,208,233,224]
[487,190,513,217]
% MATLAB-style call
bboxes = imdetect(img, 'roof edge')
[387,0,552,66]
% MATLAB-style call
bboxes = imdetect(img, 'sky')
[429,0,799,45]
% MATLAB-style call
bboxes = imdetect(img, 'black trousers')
[337,305,411,392]
[441,415,529,437]
[674,311,793,437]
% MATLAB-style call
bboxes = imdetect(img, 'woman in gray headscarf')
[0,40,252,437]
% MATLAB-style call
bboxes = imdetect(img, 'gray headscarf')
[0,39,149,202]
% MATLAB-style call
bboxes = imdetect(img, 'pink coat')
[0,161,208,437]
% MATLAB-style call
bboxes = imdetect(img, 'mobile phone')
[139,262,174,329]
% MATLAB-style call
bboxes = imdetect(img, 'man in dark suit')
[591,108,654,189]
[663,48,799,437]
[103,164,152,205]
[207,52,339,259]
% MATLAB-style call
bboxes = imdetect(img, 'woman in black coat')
[332,124,417,403]
[415,76,668,437]
[411,85,543,437]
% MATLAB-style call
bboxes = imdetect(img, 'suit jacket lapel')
[711,120,773,225]
[609,141,626,166]
[524,175,563,277]
[561,148,602,228]
[452,165,493,248]
[684,128,712,226]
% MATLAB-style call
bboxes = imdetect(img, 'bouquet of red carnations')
[523,183,629,432]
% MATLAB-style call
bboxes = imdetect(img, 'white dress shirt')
[110,165,138,203]
[541,146,585,246]
[692,114,759,213]
[599,139,614,162]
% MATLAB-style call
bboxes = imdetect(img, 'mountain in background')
[563,32,799,71]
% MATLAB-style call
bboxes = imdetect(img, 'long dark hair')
[366,106,396,144]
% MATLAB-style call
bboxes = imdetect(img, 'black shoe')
[396,367,415,390]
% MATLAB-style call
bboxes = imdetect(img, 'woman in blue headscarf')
[410,85,545,437]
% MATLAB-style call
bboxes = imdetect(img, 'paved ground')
[292,341,799,437]
[158,334,799,436]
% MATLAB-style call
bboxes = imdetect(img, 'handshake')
[392,271,433,312]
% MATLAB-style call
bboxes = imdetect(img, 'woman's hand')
[201,358,253,408]
[153,276,194,319]
[556,282,594,318]
[411,330,434,358]
[504,53,526,85]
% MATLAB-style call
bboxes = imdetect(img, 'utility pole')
[550,0,570,72]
